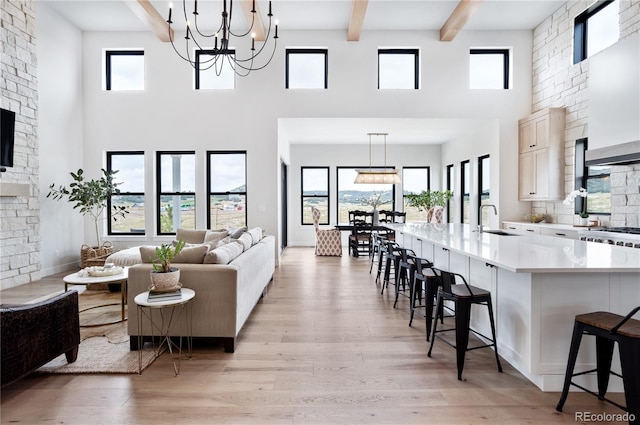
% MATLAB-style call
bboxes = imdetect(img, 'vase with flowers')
[563,188,589,225]
[361,192,383,224]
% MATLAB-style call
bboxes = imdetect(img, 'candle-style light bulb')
[167,3,173,22]
[275,20,279,38]
[194,0,198,15]
[251,32,256,50]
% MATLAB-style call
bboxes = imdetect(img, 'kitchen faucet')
[478,204,497,233]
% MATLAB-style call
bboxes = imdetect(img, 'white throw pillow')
[248,227,263,245]
[204,229,228,246]
[236,232,253,251]
[203,241,244,265]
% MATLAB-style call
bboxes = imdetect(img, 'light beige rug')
[36,290,164,374]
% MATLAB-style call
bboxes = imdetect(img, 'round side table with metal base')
[62,268,128,327]
[134,287,195,376]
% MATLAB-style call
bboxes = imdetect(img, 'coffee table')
[63,267,128,327]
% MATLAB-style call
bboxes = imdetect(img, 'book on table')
[147,288,182,302]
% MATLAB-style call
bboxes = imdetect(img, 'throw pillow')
[236,232,253,251]
[176,228,207,244]
[248,227,263,245]
[140,246,159,263]
[172,245,208,263]
[204,229,228,246]
[228,226,248,239]
[203,241,244,265]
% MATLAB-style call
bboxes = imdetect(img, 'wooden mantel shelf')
[0,182,30,197]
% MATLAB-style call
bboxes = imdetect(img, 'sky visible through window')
[288,53,326,89]
[160,154,196,192]
[210,153,246,192]
[379,53,416,89]
[587,0,619,57]
[110,55,144,90]
[198,52,236,89]
[470,53,505,89]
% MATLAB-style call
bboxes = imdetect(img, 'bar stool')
[556,307,640,424]
[369,233,385,274]
[427,268,502,381]
[394,248,417,308]
[380,240,401,295]
[409,259,443,333]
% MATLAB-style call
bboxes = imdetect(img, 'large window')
[446,164,454,223]
[403,167,430,222]
[575,138,611,215]
[337,167,395,223]
[478,155,491,226]
[157,152,196,235]
[207,151,247,229]
[469,49,509,89]
[574,0,619,64]
[107,151,145,234]
[286,48,328,89]
[378,48,419,89]
[195,49,236,90]
[460,160,470,224]
[105,50,144,91]
[301,167,329,225]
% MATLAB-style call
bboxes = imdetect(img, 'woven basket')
[80,241,114,268]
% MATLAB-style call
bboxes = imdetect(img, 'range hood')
[585,140,640,166]
[587,34,640,166]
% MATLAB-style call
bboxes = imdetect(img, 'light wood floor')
[0,248,627,424]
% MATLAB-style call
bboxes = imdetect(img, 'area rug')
[35,290,164,374]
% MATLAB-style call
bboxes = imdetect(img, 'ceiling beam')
[124,0,173,43]
[347,0,369,41]
[239,0,267,42]
[439,0,484,42]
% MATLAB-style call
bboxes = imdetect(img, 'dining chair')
[348,210,374,257]
[311,207,342,256]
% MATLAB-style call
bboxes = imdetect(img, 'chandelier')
[354,133,401,184]
[166,0,279,76]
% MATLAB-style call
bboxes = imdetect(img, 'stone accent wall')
[530,0,640,226]
[0,0,40,289]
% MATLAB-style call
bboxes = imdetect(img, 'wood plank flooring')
[0,248,628,424]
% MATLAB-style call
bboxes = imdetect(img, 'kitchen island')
[386,223,640,391]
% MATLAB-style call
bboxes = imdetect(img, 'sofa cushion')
[203,241,244,264]
[248,227,263,245]
[176,228,207,244]
[236,232,253,251]
[140,245,208,264]
[228,226,248,239]
[204,229,228,246]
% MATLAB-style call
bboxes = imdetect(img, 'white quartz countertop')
[502,221,581,231]
[388,223,640,273]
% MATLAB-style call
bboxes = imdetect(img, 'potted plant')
[47,168,129,247]
[150,240,186,290]
[405,190,453,222]
[563,187,589,225]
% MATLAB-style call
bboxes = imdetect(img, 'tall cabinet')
[518,107,565,201]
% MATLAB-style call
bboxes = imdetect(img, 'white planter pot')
[579,217,589,226]
[149,268,180,289]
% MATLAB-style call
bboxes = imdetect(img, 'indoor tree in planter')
[405,190,453,222]
[150,240,186,290]
[47,168,129,247]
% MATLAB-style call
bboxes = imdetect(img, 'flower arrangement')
[361,192,383,210]
[563,188,589,218]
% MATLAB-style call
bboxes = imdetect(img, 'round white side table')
[134,287,195,375]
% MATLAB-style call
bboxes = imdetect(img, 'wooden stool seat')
[556,307,640,425]
[576,312,640,338]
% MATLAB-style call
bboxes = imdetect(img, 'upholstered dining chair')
[311,207,342,256]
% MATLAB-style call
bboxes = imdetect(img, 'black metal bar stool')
[556,307,640,424]
[394,248,418,308]
[369,233,385,274]
[380,240,401,295]
[427,268,502,381]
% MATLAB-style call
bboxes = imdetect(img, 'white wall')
[288,143,441,246]
[36,3,85,276]
[34,21,536,271]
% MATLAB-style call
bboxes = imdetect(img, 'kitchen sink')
[482,230,519,236]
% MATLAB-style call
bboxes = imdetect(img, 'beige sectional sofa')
[127,229,275,353]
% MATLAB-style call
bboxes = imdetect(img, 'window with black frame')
[286,48,328,89]
[575,138,611,215]
[195,49,236,90]
[107,151,145,235]
[469,49,509,89]
[105,50,144,91]
[573,0,619,64]
[157,151,196,235]
[446,164,454,223]
[461,160,470,224]
[207,151,247,229]
[403,166,430,222]
[301,167,329,225]
[337,167,395,224]
[378,48,419,89]
[478,155,491,226]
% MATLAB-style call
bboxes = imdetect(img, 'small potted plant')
[405,190,453,222]
[563,188,589,225]
[150,240,185,290]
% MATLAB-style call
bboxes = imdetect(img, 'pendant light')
[354,133,401,184]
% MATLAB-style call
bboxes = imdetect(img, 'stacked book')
[147,287,182,303]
